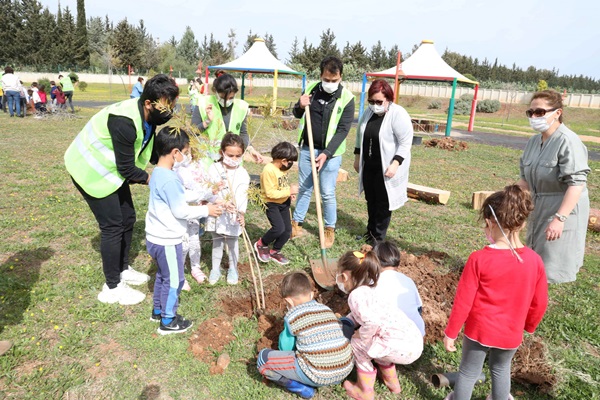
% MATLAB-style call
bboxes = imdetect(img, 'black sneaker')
[150,311,161,322]
[254,240,271,263]
[157,315,193,335]
[270,251,290,265]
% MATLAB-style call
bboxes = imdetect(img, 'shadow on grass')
[0,247,54,334]
[138,383,162,400]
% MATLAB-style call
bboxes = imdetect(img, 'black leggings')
[73,178,136,288]
[261,199,292,251]
[363,164,392,242]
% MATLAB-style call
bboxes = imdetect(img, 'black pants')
[73,178,136,288]
[64,90,74,112]
[261,198,292,251]
[363,164,392,243]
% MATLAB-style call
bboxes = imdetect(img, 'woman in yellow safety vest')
[191,73,263,164]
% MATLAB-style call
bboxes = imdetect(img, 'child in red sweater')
[443,185,548,400]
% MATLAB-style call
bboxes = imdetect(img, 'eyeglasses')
[525,108,557,118]
[367,99,385,106]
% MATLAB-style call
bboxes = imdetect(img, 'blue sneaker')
[208,269,221,285]
[286,380,315,399]
[227,268,239,285]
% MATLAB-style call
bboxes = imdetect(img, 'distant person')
[192,73,263,166]
[49,80,58,110]
[58,74,75,112]
[146,127,223,334]
[130,77,144,98]
[354,79,413,245]
[1,66,21,117]
[55,85,66,110]
[291,56,355,248]
[444,185,548,400]
[257,271,354,399]
[517,90,590,283]
[64,74,179,305]
[254,142,299,266]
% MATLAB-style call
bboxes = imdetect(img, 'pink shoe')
[182,280,191,291]
[191,268,206,284]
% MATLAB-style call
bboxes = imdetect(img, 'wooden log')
[472,191,495,210]
[407,183,451,205]
[337,168,349,182]
[589,208,600,232]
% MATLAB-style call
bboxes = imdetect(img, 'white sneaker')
[120,266,150,286]
[486,395,514,400]
[97,282,145,305]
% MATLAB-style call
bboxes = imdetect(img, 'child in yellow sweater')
[254,142,298,265]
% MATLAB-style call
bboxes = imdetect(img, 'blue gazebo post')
[445,78,458,137]
[358,73,368,122]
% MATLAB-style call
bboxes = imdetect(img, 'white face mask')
[173,151,191,169]
[222,155,241,168]
[335,273,348,294]
[321,81,339,94]
[369,103,386,115]
[218,97,234,107]
[528,110,557,133]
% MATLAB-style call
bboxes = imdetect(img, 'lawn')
[0,103,599,399]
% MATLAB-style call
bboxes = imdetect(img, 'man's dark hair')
[320,56,344,76]
[271,142,298,161]
[140,74,180,104]
[155,127,189,157]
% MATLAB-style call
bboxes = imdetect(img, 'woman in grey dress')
[517,90,590,283]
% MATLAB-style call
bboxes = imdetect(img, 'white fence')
[15,72,600,108]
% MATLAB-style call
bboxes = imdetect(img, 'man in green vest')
[58,74,76,112]
[291,56,355,248]
[64,74,179,305]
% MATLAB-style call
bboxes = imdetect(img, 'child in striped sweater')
[257,271,353,399]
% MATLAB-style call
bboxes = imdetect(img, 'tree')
[342,40,369,71]
[111,18,141,69]
[537,79,548,91]
[243,29,259,53]
[226,28,237,60]
[177,26,199,64]
[288,36,299,64]
[61,6,77,68]
[369,40,387,70]
[74,0,89,67]
[315,28,339,60]
[264,32,277,58]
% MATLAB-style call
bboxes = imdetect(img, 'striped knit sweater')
[285,300,354,386]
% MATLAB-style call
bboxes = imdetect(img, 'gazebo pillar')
[468,84,479,132]
[445,78,458,137]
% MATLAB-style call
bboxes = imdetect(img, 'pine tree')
[316,28,339,60]
[369,40,387,70]
[111,18,141,69]
[177,26,199,64]
[226,28,237,60]
[264,32,277,58]
[242,29,258,53]
[288,36,299,64]
[61,6,77,68]
[74,0,89,67]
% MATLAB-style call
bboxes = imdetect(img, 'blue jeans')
[5,90,20,117]
[293,146,342,228]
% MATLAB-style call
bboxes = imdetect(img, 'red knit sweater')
[445,246,548,349]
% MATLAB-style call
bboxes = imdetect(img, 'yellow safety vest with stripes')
[297,82,354,157]
[64,98,151,198]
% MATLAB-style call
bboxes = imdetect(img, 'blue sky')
[42,0,600,79]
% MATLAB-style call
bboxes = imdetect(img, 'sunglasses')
[525,108,557,118]
[367,99,385,106]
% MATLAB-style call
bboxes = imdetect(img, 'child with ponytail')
[336,250,423,399]
[443,185,549,400]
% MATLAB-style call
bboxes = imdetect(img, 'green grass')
[0,104,599,399]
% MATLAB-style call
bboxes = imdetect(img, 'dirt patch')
[424,137,469,151]
[512,335,556,392]
[194,252,556,389]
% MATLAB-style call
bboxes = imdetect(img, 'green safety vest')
[197,95,249,163]
[64,98,151,198]
[297,82,354,157]
[60,76,74,91]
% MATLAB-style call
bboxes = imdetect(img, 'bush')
[476,99,501,113]
[448,99,471,115]
[68,72,79,83]
[38,77,51,90]
[428,99,442,109]
[78,81,88,92]
[459,93,474,101]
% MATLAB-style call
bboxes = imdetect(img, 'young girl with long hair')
[443,185,549,400]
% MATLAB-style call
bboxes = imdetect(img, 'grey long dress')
[520,124,590,283]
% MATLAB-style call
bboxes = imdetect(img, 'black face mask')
[148,106,172,126]
[280,161,293,171]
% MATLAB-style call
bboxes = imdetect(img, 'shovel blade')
[310,258,339,291]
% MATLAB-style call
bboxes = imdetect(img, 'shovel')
[304,104,338,290]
